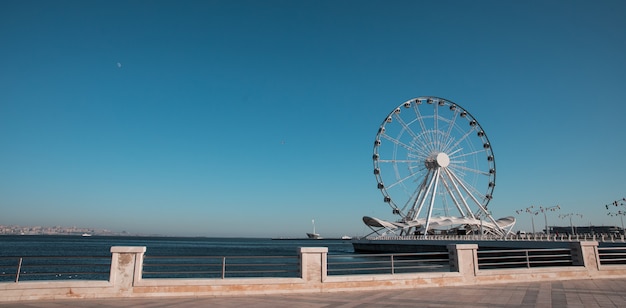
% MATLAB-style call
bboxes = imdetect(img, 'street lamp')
[516,206,539,234]
[539,205,560,236]
[607,211,626,236]
[558,213,583,235]
[604,198,626,210]
[605,198,626,236]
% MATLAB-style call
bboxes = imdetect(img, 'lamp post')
[607,211,626,236]
[558,213,582,235]
[539,205,560,236]
[605,198,626,236]
[516,206,539,234]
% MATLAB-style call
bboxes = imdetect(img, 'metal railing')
[477,248,574,269]
[598,247,626,265]
[142,255,300,279]
[0,256,111,283]
[327,252,450,275]
[368,233,626,242]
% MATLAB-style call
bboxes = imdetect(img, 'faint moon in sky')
[116,62,122,68]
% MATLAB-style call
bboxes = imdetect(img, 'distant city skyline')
[3,220,625,238]
[0,224,123,236]
[1,1,625,237]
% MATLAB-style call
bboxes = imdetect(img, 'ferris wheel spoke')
[411,146,433,160]
[444,128,474,154]
[408,150,431,162]
[434,108,451,153]
[408,163,427,174]
[378,159,421,164]
[380,134,425,155]
[448,164,491,176]
[441,133,456,154]
[450,168,487,203]
[439,170,467,217]
[433,101,440,150]
[443,109,459,150]
[385,169,423,190]
[392,112,423,146]
[450,149,486,160]
[410,104,437,153]
[448,147,464,157]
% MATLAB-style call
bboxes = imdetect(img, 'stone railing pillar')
[298,247,327,283]
[448,244,478,280]
[570,241,599,272]
[109,246,146,294]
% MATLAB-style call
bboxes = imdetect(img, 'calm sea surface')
[0,236,454,282]
[0,235,355,257]
[0,236,356,282]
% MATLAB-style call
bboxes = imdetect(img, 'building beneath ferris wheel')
[546,225,623,235]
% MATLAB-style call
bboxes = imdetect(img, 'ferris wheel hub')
[436,152,450,167]
[425,152,450,169]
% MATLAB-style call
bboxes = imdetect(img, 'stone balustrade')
[1,241,626,302]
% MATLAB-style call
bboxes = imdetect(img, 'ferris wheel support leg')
[445,167,505,236]
[408,169,436,221]
[440,169,468,217]
[443,168,476,219]
[423,168,441,236]
[405,189,424,223]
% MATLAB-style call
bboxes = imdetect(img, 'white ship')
[306,219,321,239]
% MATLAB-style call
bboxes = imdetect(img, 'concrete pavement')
[1,278,626,307]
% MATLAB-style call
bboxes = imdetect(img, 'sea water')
[0,235,356,282]
[0,235,355,257]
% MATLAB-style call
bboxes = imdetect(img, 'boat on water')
[306,219,322,239]
[81,233,92,237]
[306,232,321,239]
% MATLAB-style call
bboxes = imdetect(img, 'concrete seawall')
[2,241,626,302]
[352,238,590,252]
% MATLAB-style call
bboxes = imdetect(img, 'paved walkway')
[1,278,626,307]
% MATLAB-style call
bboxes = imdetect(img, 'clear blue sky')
[1,0,625,237]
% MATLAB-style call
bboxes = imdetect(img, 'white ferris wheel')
[363,96,515,237]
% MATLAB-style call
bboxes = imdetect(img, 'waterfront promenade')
[4,241,626,305]
[1,278,625,307]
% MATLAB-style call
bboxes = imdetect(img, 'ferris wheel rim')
[372,96,497,224]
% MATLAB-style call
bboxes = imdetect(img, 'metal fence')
[598,247,626,265]
[8,246,623,283]
[327,252,450,275]
[0,256,111,282]
[142,255,300,279]
[368,233,626,242]
[477,248,574,269]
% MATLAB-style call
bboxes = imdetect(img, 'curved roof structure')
[363,215,516,237]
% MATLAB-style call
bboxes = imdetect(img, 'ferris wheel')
[364,96,514,237]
